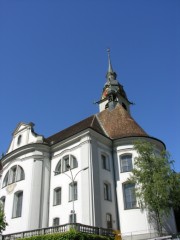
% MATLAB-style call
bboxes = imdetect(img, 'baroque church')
[0,51,177,239]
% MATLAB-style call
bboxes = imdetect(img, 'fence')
[2,223,115,240]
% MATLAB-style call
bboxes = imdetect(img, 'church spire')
[107,48,113,73]
[98,49,132,113]
[106,48,117,80]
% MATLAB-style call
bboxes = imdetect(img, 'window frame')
[55,154,78,175]
[101,154,110,171]
[69,181,77,202]
[123,182,137,210]
[12,191,23,218]
[53,217,60,226]
[53,187,62,206]
[106,213,113,229]
[2,165,25,188]
[104,182,112,201]
[120,154,133,173]
[17,135,22,145]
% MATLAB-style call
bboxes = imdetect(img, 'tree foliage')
[0,204,8,233]
[129,141,180,236]
[18,228,114,240]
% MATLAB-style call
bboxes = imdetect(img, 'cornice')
[1,143,50,167]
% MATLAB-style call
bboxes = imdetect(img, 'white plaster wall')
[115,144,150,235]
[97,143,117,229]
[99,99,108,112]
[49,137,90,226]
[0,157,35,234]
[8,124,43,153]
[0,149,50,234]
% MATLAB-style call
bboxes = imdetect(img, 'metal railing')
[2,223,115,240]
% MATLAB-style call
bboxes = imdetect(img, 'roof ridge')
[90,115,96,127]
[95,114,109,138]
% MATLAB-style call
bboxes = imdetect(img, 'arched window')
[55,160,61,175]
[17,135,22,145]
[8,166,17,184]
[12,191,23,218]
[16,166,25,182]
[0,196,6,211]
[2,172,9,188]
[2,165,25,188]
[106,213,112,229]
[120,154,133,172]
[55,155,78,174]
[123,183,136,209]
[53,187,61,206]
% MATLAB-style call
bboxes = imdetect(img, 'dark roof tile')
[97,104,148,139]
[46,115,106,144]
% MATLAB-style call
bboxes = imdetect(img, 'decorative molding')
[52,140,91,159]
[6,183,17,194]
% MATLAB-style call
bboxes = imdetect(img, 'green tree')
[0,204,8,233]
[129,141,180,236]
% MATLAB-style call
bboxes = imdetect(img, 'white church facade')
[0,52,177,238]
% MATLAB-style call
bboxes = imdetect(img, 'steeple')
[107,48,113,73]
[106,48,117,81]
[98,49,132,113]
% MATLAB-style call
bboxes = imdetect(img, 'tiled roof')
[97,103,148,139]
[46,104,148,145]
[45,115,106,144]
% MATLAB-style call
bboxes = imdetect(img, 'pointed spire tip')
[107,48,113,73]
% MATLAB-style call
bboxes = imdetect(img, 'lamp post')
[54,165,88,224]
[67,164,88,224]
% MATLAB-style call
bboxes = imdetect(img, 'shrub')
[19,229,114,240]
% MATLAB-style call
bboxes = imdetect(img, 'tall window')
[104,183,112,201]
[69,182,77,201]
[106,213,112,229]
[53,218,60,226]
[2,165,25,187]
[55,155,78,174]
[53,187,61,206]
[123,183,136,209]
[0,196,6,211]
[102,154,110,171]
[17,135,22,145]
[12,191,23,218]
[120,154,132,172]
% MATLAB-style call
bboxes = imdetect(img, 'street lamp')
[66,164,88,224]
[54,165,88,224]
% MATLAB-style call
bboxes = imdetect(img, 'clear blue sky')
[0,1,179,171]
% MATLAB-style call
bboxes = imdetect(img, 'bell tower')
[98,49,132,113]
